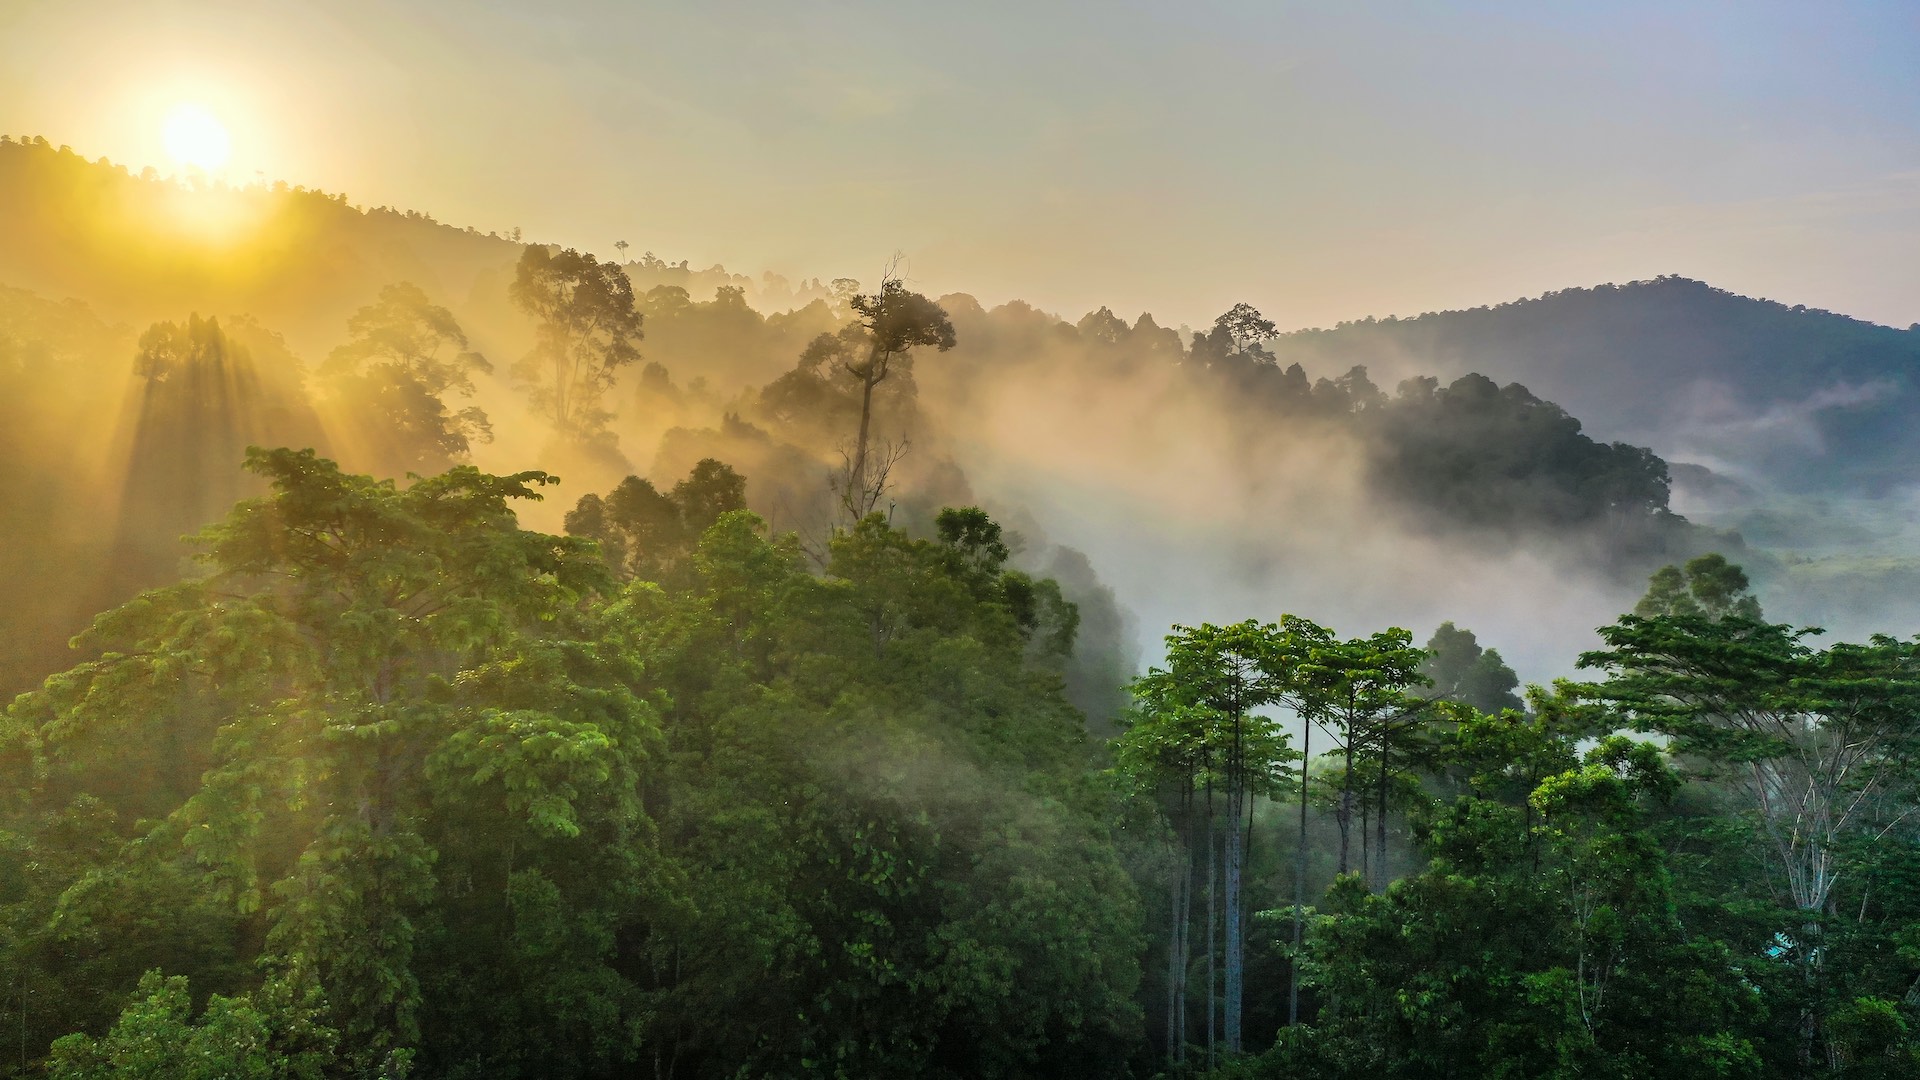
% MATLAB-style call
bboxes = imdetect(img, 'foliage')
[1420,621,1524,714]
[563,458,748,584]
[320,282,492,477]
[509,245,644,442]
[1635,553,1764,621]
[46,969,340,1080]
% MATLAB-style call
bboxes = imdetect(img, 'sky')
[3,0,1917,331]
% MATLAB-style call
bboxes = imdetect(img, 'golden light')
[162,104,231,171]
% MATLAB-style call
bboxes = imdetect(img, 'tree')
[1214,303,1278,355]
[1296,732,1763,1080]
[1112,678,1208,1068]
[320,282,492,477]
[1293,630,1429,882]
[1191,303,1279,377]
[563,458,747,582]
[1421,622,1524,714]
[619,507,1141,1077]
[1124,621,1295,1060]
[1635,553,1764,621]
[1579,564,1920,1070]
[109,315,276,595]
[803,273,954,520]
[10,448,654,1074]
[509,245,644,441]
[45,969,337,1080]
[1579,615,1920,917]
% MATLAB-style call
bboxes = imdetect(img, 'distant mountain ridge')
[1269,277,1920,495]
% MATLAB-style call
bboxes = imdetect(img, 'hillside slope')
[1271,277,1920,494]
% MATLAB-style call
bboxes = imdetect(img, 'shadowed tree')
[1421,621,1524,714]
[509,245,644,442]
[1191,303,1279,376]
[800,273,954,520]
[564,458,747,582]
[320,282,492,477]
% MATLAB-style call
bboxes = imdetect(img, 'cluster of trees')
[7,433,1919,1078]
[1106,555,1920,1078]
[1068,301,1705,556]
[0,452,1137,1078]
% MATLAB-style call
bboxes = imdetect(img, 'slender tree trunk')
[1166,786,1187,1066]
[1360,782,1371,885]
[1225,744,1244,1054]
[1205,778,1217,1069]
[1376,733,1391,890]
[1167,780,1182,1060]
[1290,719,1310,1027]
[1336,729,1355,875]
[849,361,881,517]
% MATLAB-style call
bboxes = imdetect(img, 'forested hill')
[0,136,825,359]
[1270,278,1920,494]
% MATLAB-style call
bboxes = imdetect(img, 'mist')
[7,12,1920,1071]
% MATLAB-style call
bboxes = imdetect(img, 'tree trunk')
[1167,787,1182,1060]
[1336,732,1355,875]
[1224,760,1244,1054]
[1167,785,1189,1066]
[1290,719,1310,1027]
[1360,782,1370,885]
[1375,732,1391,890]
[1205,778,1217,1069]
[849,362,880,517]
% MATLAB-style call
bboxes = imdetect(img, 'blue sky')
[4,0,1916,328]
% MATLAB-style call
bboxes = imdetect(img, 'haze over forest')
[4,4,1920,1077]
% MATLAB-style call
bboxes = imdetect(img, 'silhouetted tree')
[1421,621,1524,714]
[509,245,644,441]
[320,282,491,476]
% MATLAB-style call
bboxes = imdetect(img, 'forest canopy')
[4,137,1920,1079]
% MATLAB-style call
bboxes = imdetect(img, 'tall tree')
[1295,629,1429,880]
[320,281,492,477]
[1126,621,1294,1058]
[804,274,953,520]
[1114,670,1210,1067]
[509,245,644,441]
[1580,615,1920,918]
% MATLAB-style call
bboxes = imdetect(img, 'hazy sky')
[4,0,1917,330]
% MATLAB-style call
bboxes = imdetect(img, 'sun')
[162,104,231,171]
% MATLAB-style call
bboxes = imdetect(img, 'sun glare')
[162,104,231,171]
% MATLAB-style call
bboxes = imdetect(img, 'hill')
[1270,277,1920,495]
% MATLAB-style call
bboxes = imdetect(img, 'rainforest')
[5,4,1920,1077]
